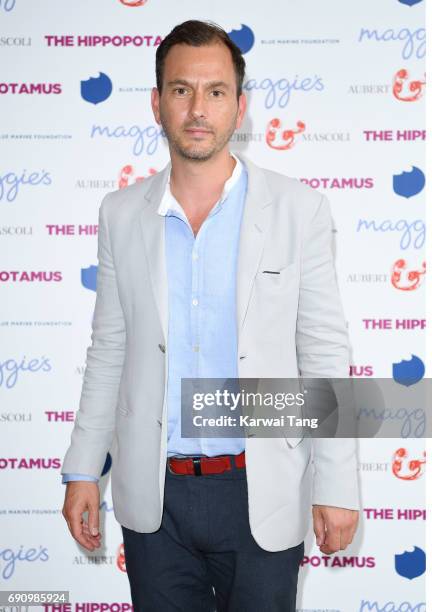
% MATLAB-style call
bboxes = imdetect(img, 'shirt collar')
[157,152,243,217]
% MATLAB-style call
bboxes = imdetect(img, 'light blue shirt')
[62,154,247,483]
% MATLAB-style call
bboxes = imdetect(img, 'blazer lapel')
[235,154,274,338]
[139,162,171,344]
[138,154,274,346]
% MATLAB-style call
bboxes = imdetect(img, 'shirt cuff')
[62,473,99,484]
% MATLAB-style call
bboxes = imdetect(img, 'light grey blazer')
[62,152,361,551]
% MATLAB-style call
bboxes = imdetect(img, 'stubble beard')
[160,111,238,162]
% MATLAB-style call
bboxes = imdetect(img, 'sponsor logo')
[0,545,49,579]
[395,546,426,579]
[0,508,61,514]
[0,319,71,327]
[358,27,425,60]
[101,453,112,476]
[393,166,425,197]
[73,555,115,565]
[230,132,263,143]
[0,36,31,46]
[363,129,425,141]
[265,118,305,150]
[398,0,423,6]
[99,500,114,513]
[120,0,147,6]
[0,225,33,235]
[0,271,62,281]
[362,318,425,330]
[392,448,425,480]
[0,83,61,94]
[301,555,375,568]
[227,24,254,54]
[0,458,61,469]
[391,259,425,291]
[81,72,112,104]
[45,34,161,46]
[81,265,97,292]
[349,365,374,377]
[363,508,425,520]
[392,355,425,385]
[300,177,373,190]
[75,179,117,190]
[302,131,350,143]
[53,606,133,612]
[359,601,425,612]
[90,124,164,156]
[46,224,98,236]
[355,218,424,250]
[360,462,390,472]
[243,75,324,108]
[260,37,339,47]
[117,543,126,572]
[0,356,52,388]
[347,273,388,283]
[358,402,425,439]
[348,83,391,95]
[45,411,74,422]
[0,170,52,202]
[0,0,16,11]
[393,69,426,101]
[119,164,157,188]
[0,412,31,422]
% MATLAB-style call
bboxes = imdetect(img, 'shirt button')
[193,345,200,352]
[192,298,198,306]
[192,253,199,261]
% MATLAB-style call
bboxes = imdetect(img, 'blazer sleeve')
[295,193,361,511]
[61,192,126,479]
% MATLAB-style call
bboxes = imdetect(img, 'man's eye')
[211,90,224,97]
[174,88,187,95]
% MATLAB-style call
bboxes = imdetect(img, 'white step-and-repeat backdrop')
[0,1,426,611]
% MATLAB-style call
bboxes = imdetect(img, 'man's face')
[152,42,246,162]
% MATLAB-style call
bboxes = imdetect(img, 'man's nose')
[189,91,207,119]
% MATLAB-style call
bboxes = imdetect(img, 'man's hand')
[62,482,102,551]
[312,505,359,554]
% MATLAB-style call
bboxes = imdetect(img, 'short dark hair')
[155,20,245,98]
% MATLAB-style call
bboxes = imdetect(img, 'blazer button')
[158,343,166,353]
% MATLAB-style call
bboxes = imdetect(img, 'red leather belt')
[168,451,246,476]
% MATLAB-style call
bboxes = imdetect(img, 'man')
[62,20,360,612]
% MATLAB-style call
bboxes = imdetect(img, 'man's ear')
[151,87,161,125]
[236,92,247,130]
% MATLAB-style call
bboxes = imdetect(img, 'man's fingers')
[69,512,99,551]
[64,507,100,551]
[339,525,355,550]
[313,506,359,554]
[313,509,326,546]
[88,504,100,537]
[82,521,102,542]
[62,482,101,551]
[319,524,340,554]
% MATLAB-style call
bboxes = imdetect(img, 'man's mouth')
[185,127,213,135]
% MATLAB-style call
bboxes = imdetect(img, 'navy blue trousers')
[121,458,304,612]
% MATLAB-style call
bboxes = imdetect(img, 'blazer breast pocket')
[256,261,297,292]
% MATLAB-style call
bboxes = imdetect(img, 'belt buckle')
[192,457,202,476]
